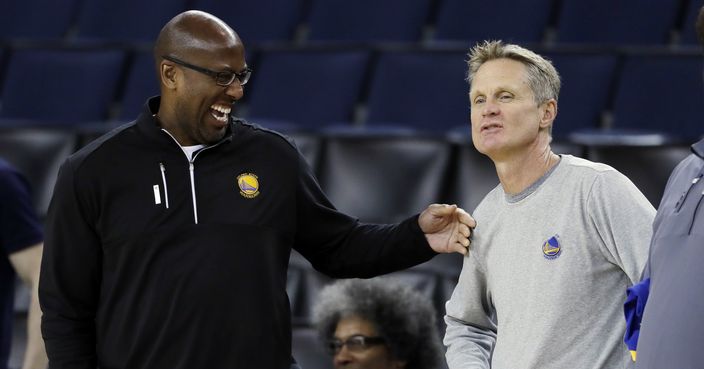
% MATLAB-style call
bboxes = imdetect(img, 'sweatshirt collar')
[135,96,234,146]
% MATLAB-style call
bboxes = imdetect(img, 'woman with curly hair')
[313,278,444,369]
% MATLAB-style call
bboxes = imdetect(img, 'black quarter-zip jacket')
[39,97,436,369]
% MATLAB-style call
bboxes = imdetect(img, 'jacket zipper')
[159,163,170,209]
[189,162,198,224]
[160,128,228,225]
[676,174,702,212]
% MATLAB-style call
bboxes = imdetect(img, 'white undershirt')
[181,144,205,161]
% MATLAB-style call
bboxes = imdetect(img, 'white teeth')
[210,104,230,123]
[210,105,231,114]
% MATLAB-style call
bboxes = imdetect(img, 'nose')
[225,80,244,100]
[482,99,500,117]
[333,346,354,368]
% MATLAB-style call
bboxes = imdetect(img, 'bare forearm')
[21,286,47,369]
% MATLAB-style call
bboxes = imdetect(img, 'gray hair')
[313,278,443,369]
[467,40,561,105]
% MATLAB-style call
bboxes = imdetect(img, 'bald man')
[38,10,475,369]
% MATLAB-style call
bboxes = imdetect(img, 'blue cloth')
[623,278,650,359]
[0,160,43,369]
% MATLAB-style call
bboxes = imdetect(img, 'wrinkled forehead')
[470,59,530,93]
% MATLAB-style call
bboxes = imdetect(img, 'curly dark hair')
[312,278,443,369]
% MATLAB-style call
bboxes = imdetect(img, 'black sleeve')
[292,153,436,278]
[39,159,100,368]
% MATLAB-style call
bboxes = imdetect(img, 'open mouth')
[210,104,231,123]
[481,123,502,132]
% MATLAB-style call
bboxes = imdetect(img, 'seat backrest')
[246,49,370,129]
[118,50,160,121]
[365,49,469,132]
[433,0,552,44]
[74,0,188,42]
[556,0,680,45]
[585,144,692,207]
[0,48,126,125]
[317,132,451,223]
[611,53,704,141]
[680,0,703,45]
[191,0,305,43]
[447,139,499,213]
[291,327,333,369]
[307,0,432,42]
[0,128,77,218]
[0,0,79,41]
[544,52,619,138]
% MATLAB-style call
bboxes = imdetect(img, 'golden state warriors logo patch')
[237,173,260,198]
[542,235,562,260]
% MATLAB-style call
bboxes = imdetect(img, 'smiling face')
[156,11,247,146]
[469,58,554,161]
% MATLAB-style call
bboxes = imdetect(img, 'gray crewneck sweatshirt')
[445,155,655,369]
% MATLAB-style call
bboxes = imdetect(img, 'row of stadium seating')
[2,0,702,46]
[0,44,702,141]
[0,127,690,223]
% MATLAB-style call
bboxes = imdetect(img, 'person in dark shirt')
[0,160,47,369]
[38,10,475,369]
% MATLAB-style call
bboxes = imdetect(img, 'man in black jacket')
[38,10,474,369]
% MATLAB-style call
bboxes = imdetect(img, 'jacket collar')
[135,96,235,146]
[692,137,704,160]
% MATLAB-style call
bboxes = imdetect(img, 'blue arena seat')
[555,0,680,45]
[585,144,692,207]
[190,0,305,43]
[118,50,160,121]
[245,49,370,129]
[317,131,451,223]
[291,327,333,369]
[0,0,79,41]
[0,128,77,218]
[365,49,469,132]
[611,53,704,141]
[306,0,432,42]
[681,0,704,45]
[287,250,331,326]
[74,0,188,42]
[433,0,552,44]
[0,48,126,125]
[446,136,499,213]
[544,52,619,138]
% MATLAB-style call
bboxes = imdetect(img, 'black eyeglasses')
[325,335,386,355]
[162,55,252,86]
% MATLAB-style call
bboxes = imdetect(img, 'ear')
[539,98,557,129]
[160,62,178,90]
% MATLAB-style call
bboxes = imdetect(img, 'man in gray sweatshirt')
[444,41,655,369]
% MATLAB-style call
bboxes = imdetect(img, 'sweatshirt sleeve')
[443,250,496,369]
[39,159,101,368]
[292,153,436,278]
[587,170,655,284]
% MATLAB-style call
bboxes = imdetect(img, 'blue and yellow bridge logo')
[237,173,260,198]
[542,235,562,260]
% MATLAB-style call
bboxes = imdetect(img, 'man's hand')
[419,204,476,255]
